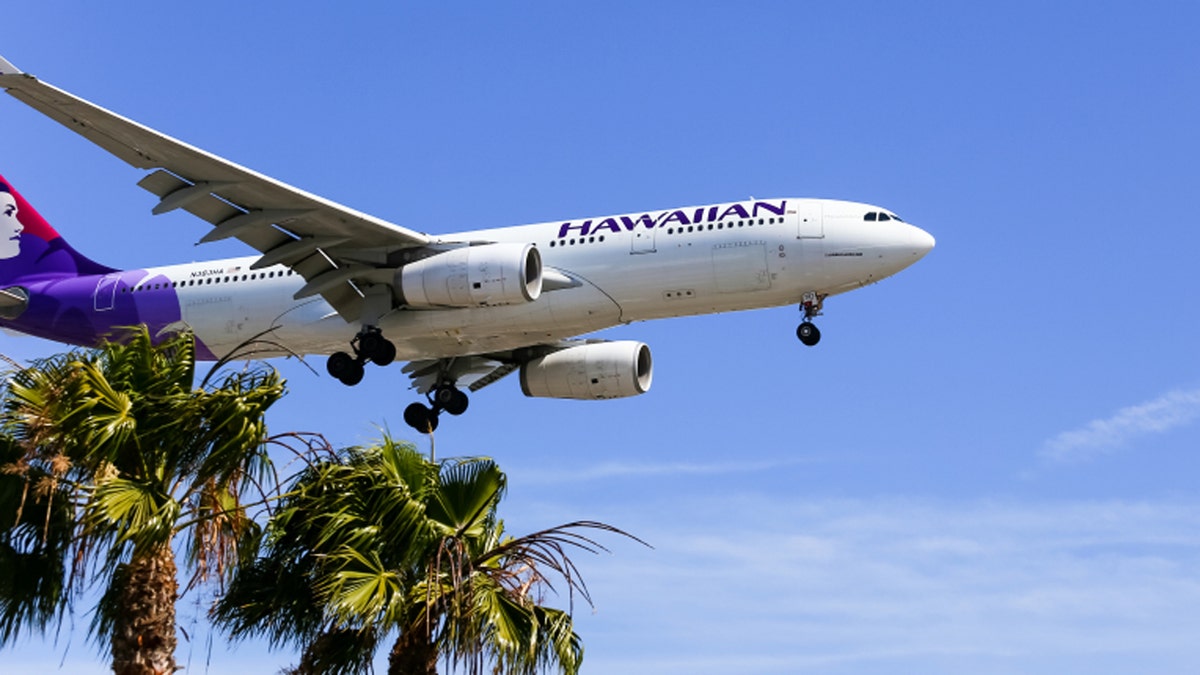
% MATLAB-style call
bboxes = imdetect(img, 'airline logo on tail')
[0,174,113,285]
[1,183,23,259]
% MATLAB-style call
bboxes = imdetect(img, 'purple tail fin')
[0,173,184,349]
[0,173,114,286]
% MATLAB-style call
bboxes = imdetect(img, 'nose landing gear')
[326,327,397,386]
[796,291,825,347]
[403,380,470,434]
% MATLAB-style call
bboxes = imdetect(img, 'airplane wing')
[0,55,432,322]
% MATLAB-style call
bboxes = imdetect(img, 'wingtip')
[0,55,23,76]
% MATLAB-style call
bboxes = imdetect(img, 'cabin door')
[94,273,120,311]
[796,202,824,239]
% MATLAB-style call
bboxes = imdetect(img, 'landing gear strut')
[326,327,397,386]
[796,291,825,347]
[403,380,470,434]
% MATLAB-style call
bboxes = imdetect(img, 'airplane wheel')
[443,389,469,416]
[433,386,468,415]
[327,352,364,385]
[404,402,439,433]
[360,332,397,367]
[341,360,365,386]
[371,338,397,367]
[797,322,821,347]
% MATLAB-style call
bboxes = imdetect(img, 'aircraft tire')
[370,338,397,367]
[443,389,469,416]
[340,360,365,386]
[328,351,364,385]
[797,322,821,347]
[360,332,397,367]
[404,402,438,433]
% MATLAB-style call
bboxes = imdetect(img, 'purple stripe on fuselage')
[2,267,215,358]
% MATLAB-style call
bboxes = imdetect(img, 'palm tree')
[0,327,286,674]
[214,436,638,675]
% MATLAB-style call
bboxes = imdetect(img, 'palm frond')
[0,326,300,664]
[85,477,179,554]
[428,458,506,539]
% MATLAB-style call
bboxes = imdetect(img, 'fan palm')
[215,436,637,675]
[0,327,285,674]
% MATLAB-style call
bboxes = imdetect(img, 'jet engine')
[520,341,653,400]
[397,243,542,308]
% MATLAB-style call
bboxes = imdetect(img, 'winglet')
[0,55,23,76]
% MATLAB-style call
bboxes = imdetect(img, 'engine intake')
[520,341,653,400]
[398,243,542,308]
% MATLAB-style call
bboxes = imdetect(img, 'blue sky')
[4,2,1200,673]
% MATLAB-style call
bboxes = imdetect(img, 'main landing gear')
[326,327,397,386]
[403,380,469,433]
[796,291,825,347]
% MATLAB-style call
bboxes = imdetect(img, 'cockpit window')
[864,211,905,222]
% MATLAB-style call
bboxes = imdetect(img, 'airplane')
[0,54,934,433]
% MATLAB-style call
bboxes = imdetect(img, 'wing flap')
[402,357,518,395]
[400,340,608,396]
[137,169,294,253]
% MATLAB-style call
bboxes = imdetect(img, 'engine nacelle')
[520,341,653,400]
[397,243,542,308]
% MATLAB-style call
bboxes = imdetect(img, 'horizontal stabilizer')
[0,286,29,320]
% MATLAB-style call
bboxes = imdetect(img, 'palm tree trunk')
[388,626,438,675]
[110,545,178,675]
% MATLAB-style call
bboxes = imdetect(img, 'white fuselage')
[134,197,932,361]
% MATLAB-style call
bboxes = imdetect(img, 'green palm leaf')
[0,326,288,672]
[215,435,638,675]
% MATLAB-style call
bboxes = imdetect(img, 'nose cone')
[880,222,935,277]
[909,225,935,260]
